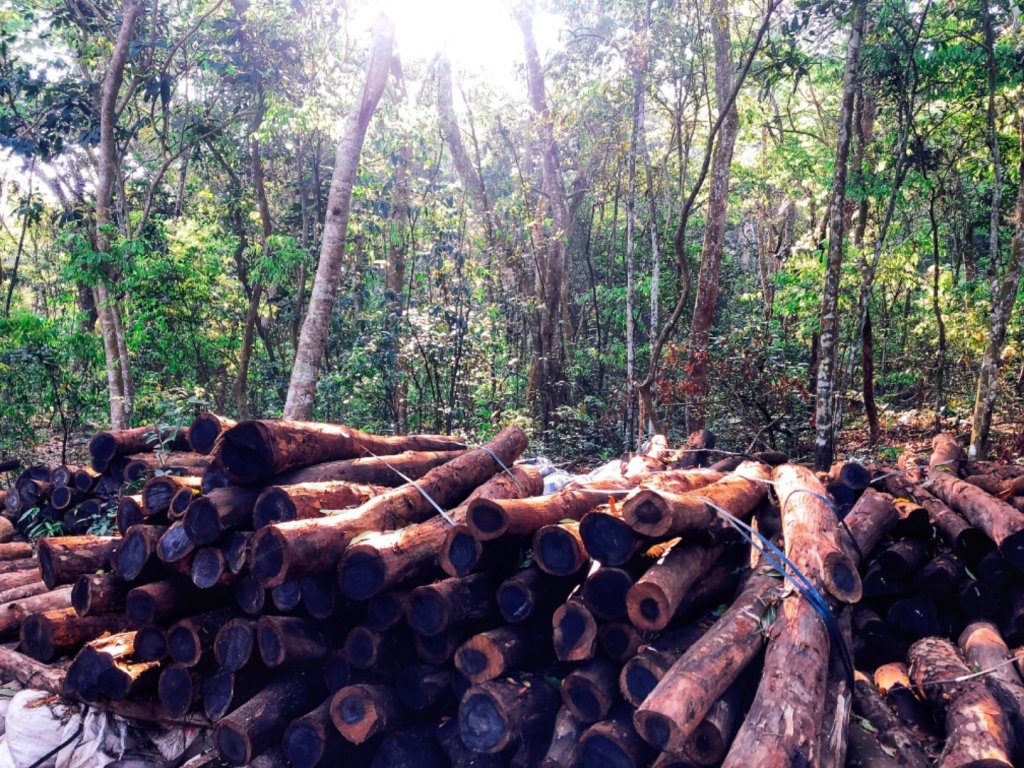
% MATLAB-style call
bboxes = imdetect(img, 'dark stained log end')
[301,572,338,619]
[458,690,509,753]
[271,581,302,612]
[252,488,297,529]
[134,624,167,662]
[188,413,228,454]
[441,527,481,576]
[51,486,73,511]
[116,496,145,535]
[159,664,198,718]
[345,626,383,670]
[467,499,508,540]
[324,650,352,693]
[625,493,671,536]
[250,528,287,587]
[553,600,598,661]
[219,421,275,484]
[156,522,194,564]
[215,720,253,766]
[339,548,386,600]
[203,669,237,722]
[192,547,227,589]
[368,591,408,631]
[36,546,59,591]
[215,619,254,671]
[235,577,266,615]
[580,512,637,566]
[583,568,634,621]
[184,497,221,546]
[634,711,673,751]
[258,620,286,667]
[19,613,55,661]
[88,432,118,464]
[999,530,1024,570]
[599,622,642,663]
[282,719,327,768]
[688,719,728,766]
[167,625,202,667]
[201,465,232,494]
[535,525,586,576]
[170,487,196,519]
[623,661,660,706]
[824,551,863,603]
[408,589,448,636]
[497,580,534,623]
[125,590,157,625]
[579,732,639,768]
[627,583,669,631]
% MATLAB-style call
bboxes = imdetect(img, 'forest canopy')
[1,0,1022,468]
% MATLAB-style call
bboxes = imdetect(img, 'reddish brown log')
[183,486,261,546]
[829,460,872,491]
[215,617,256,671]
[816,607,853,768]
[271,449,466,486]
[115,495,145,535]
[622,461,771,537]
[458,672,560,754]
[625,538,726,631]
[851,670,930,768]
[840,488,897,559]
[188,413,237,454]
[20,607,128,661]
[123,452,212,482]
[578,704,653,768]
[37,535,118,589]
[253,480,386,529]
[89,425,187,463]
[908,636,1014,767]
[407,572,498,636]
[396,664,452,711]
[257,615,330,667]
[169,485,199,519]
[930,432,964,475]
[599,621,646,664]
[331,683,406,744]
[497,565,578,624]
[113,523,165,581]
[467,485,622,542]
[959,621,1024,762]
[0,542,32,561]
[553,589,599,662]
[561,657,619,725]
[142,474,202,516]
[531,520,587,577]
[913,552,964,599]
[926,471,1024,567]
[126,580,196,624]
[215,419,465,484]
[339,464,542,599]
[541,706,583,768]
[619,617,716,707]
[250,426,528,587]
[686,673,753,767]
[0,579,48,603]
[634,566,777,753]
[774,463,862,603]
[454,622,551,684]
[72,573,128,616]
[168,607,237,667]
[0,644,65,695]
[214,672,324,765]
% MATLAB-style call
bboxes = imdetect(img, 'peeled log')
[215,419,465,484]
[339,465,542,600]
[908,636,1014,768]
[214,672,324,765]
[958,621,1024,763]
[925,471,1024,568]
[851,670,930,768]
[37,535,119,590]
[253,480,386,528]
[458,672,560,754]
[271,449,466,486]
[251,426,527,587]
[622,461,771,537]
[773,463,862,603]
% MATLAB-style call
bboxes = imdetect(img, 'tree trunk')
[284,16,394,418]
[686,0,739,432]
[814,0,866,469]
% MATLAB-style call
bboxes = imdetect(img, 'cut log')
[930,432,964,475]
[438,524,481,577]
[540,706,583,768]
[202,667,272,722]
[184,486,261,545]
[156,519,196,564]
[188,413,236,454]
[271,449,466,486]
[413,626,461,664]
[344,625,412,671]
[253,480,386,529]
[959,621,1024,763]
[170,485,199,519]
[50,485,82,511]
[20,607,128,661]
[37,535,119,589]
[533,520,588,577]
[338,464,541,599]
[126,580,198,624]
[773,463,862,603]
[235,576,266,615]
[454,622,551,684]
[115,495,145,535]
[553,590,598,662]
[577,704,653,768]
[913,553,965,599]
[561,657,619,725]
[257,615,330,667]
[215,617,256,671]
[908,636,1014,768]
[89,425,186,463]
[168,607,237,666]
[114,524,165,581]
[282,698,348,768]
[976,549,1015,586]
[300,572,338,619]
[134,623,167,662]
[330,683,406,744]
[270,580,302,612]
[69,630,159,701]
[142,474,202,516]
[214,672,324,765]
[580,505,644,566]
[685,672,753,767]
[371,726,446,768]
[622,461,771,537]
[598,621,646,664]
[72,573,129,616]
[0,579,48,603]
[887,595,940,636]
[458,672,560,754]
[201,464,232,493]
[829,460,872,491]
[625,538,727,632]
[123,452,212,483]
[851,670,930,768]
[619,617,716,707]
[0,542,32,561]
[876,538,931,579]
[13,477,51,511]
[250,426,528,587]
[926,471,1024,567]
[497,565,578,624]
[158,662,207,718]
[215,419,465,484]
[582,553,662,622]
[407,572,498,636]
[634,566,778,753]
[396,664,452,711]
[191,547,236,589]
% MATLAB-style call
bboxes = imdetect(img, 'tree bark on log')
[270,449,466,486]
[168,607,237,667]
[257,615,330,667]
[534,521,589,577]
[625,538,727,631]
[72,573,129,616]
[930,432,964,475]
[407,572,498,637]
[959,621,1024,763]
[253,480,386,529]
[37,535,119,589]
[20,607,128,661]
[188,413,236,454]
[851,670,930,768]
[0,585,73,636]
[331,683,406,744]
[926,471,1024,567]
[560,657,619,724]
[184,486,261,545]
[115,524,165,581]
[454,622,551,684]
[458,672,560,754]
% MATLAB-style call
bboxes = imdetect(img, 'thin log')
[271,449,466,486]
[250,426,529,586]
[282,698,348,768]
[454,622,551,684]
[72,572,129,616]
[0,644,65,694]
[170,485,199,519]
[257,615,329,667]
[908,636,1014,767]
[126,580,199,624]
[959,621,1024,763]
[876,538,931,579]
[123,452,212,482]
[829,460,872,491]
[577,704,652,768]
[625,538,726,631]
[324,649,352,693]
[553,590,599,662]
[37,535,119,589]
[253,480,386,528]
[142,474,202,516]
[235,576,266,614]
[301,572,338,619]
[89,425,187,463]
[541,706,583,768]
[930,432,964,475]
[0,579,48,603]
[913,553,964,599]
[458,672,560,754]
[599,621,646,664]
[396,664,451,711]
[214,672,324,765]
[215,419,465,484]
[407,572,498,636]
[345,625,412,671]
[20,607,127,661]
[330,683,406,744]
[851,670,930,768]
[561,657,619,725]
[534,520,588,576]
[0,542,32,561]
[0,584,73,637]
[620,617,716,707]
[191,546,236,589]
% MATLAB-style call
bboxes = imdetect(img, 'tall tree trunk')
[283,16,394,420]
[625,42,644,446]
[685,0,739,432]
[930,190,947,431]
[95,0,143,430]
[813,0,866,470]
[969,155,1024,458]
[982,1,1001,291]
[514,4,572,430]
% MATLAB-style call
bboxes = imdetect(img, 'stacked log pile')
[1,419,1024,766]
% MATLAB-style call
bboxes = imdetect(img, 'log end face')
[634,709,676,752]
[580,513,635,566]
[579,733,634,768]
[218,420,275,484]
[331,686,376,744]
[257,619,285,667]
[71,576,90,616]
[626,584,670,632]
[202,669,235,721]
[19,614,55,661]
[998,530,1024,570]
[215,721,252,766]
[458,690,508,753]
[497,582,533,623]
[183,499,220,547]
[283,721,325,768]
[564,680,604,724]
[167,626,200,666]
[442,529,481,576]
[408,589,447,637]
[535,528,584,576]
[624,495,671,537]
[689,721,726,765]
[824,552,864,604]
[36,542,58,590]
[214,619,253,671]
[134,624,167,662]
[188,414,224,455]
[250,528,287,588]
[339,548,386,600]
[467,499,507,541]
[623,662,659,706]
[158,664,196,718]
[88,432,117,464]
[344,627,380,670]
[191,548,226,589]
[252,488,295,530]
